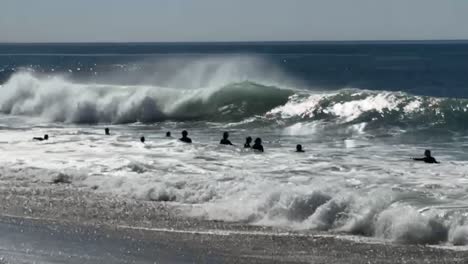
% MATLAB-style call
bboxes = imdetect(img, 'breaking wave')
[1,72,468,131]
[0,72,292,123]
[267,90,468,131]
[191,189,468,245]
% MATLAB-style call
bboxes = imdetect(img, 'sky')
[1,0,468,42]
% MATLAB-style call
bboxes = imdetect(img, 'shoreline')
[1,168,467,263]
[1,213,467,264]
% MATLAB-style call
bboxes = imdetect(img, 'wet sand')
[1,213,467,264]
[0,168,467,263]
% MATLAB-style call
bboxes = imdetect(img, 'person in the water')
[296,144,305,152]
[179,130,192,143]
[244,136,252,148]
[220,132,233,145]
[140,136,145,143]
[252,137,264,152]
[105,128,110,135]
[166,131,171,137]
[413,149,439,164]
[33,134,49,141]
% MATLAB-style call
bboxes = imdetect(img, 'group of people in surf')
[218,131,267,152]
[33,128,439,163]
[164,130,268,152]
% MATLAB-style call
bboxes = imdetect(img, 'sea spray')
[2,72,468,132]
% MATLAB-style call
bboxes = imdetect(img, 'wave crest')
[0,72,292,123]
[267,89,468,131]
[193,189,468,245]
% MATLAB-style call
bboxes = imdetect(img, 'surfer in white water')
[252,137,264,152]
[220,132,233,145]
[296,144,305,152]
[244,136,252,148]
[179,130,192,143]
[413,149,439,164]
[33,134,49,141]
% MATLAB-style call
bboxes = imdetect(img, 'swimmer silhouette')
[413,149,439,164]
[33,134,48,141]
[244,136,252,148]
[296,144,305,152]
[252,137,264,152]
[140,136,145,143]
[105,128,110,135]
[179,130,192,143]
[166,131,171,137]
[220,132,233,145]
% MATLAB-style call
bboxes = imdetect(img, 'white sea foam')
[267,91,430,123]
[1,119,468,246]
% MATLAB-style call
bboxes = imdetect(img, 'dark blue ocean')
[1,41,468,97]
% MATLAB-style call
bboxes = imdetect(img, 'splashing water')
[2,51,468,247]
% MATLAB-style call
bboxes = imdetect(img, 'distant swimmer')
[252,137,264,152]
[296,144,305,152]
[244,136,252,148]
[105,128,110,135]
[140,136,145,143]
[179,130,192,143]
[33,134,49,141]
[166,131,171,137]
[220,132,233,145]
[413,149,439,164]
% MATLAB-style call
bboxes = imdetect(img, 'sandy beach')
[1,167,467,264]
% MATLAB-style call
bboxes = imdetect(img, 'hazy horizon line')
[1,39,468,45]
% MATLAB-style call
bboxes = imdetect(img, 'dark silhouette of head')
[140,136,145,143]
[166,131,171,137]
[245,136,252,144]
[296,144,303,152]
[179,130,192,143]
[424,149,431,157]
[252,137,264,152]
[44,134,49,140]
[223,132,229,139]
[105,128,110,135]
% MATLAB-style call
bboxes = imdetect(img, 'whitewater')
[1,46,468,248]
